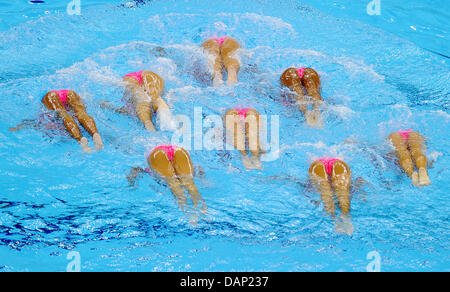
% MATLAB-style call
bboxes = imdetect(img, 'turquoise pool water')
[0,0,448,271]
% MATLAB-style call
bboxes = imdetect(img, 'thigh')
[221,37,240,57]
[202,39,221,56]
[302,68,321,89]
[331,160,351,188]
[149,149,176,178]
[142,71,164,97]
[66,91,87,112]
[407,131,425,151]
[309,160,328,181]
[389,132,409,153]
[244,109,260,136]
[41,91,65,111]
[172,148,194,176]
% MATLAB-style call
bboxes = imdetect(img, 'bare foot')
[242,155,253,170]
[335,215,354,236]
[213,72,224,87]
[144,120,156,132]
[93,133,104,151]
[79,137,93,153]
[250,156,263,170]
[418,168,431,186]
[305,110,323,128]
[412,171,420,187]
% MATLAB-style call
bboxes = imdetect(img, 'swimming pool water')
[0,0,449,271]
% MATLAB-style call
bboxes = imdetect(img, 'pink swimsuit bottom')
[52,89,71,104]
[318,157,340,176]
[123,71,145,85]
[145,145,178,173]
[152,145,177,162]
[235,108,251,121]
[296,67,305,79]
[397,129,413,141]
[212,36,228,46]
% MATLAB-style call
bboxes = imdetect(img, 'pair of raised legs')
[148,147,205,212]
[41,90,103,153]
[224,109,263,170]
[122,71,173,131]
[309,160,353,235]
[202,38,241,86]
[281,68,323,127]
[389,131,431,187]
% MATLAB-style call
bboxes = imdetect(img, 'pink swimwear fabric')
[235,108,251,121]
[318,157,340,176]
[52,90,71,104]
[296,67,305,79]
[212,36,228,46]
[123,71,145,85]
[397,129,413,141]
[152,145,177,162]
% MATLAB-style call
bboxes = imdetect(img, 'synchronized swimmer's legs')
[123,71,173,131]
[149,147,205,211]
[389,131,431,186]
[41,90,102,153]
[202,37,241,86]
[309,160,353,235]
[66,91,103,151]
[224,109,262,170]
[221,38,241,85]
[281,67,323,128]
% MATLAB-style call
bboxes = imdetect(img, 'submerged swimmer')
[101,71,175,131]
[202,36,241,86]
[224,108,263,170]
[127,145,206,212]
[309,158,354,235]
[388,129,431,187]
[10,90,104,153]
[280,67,324,127]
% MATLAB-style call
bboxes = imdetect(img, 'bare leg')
[408,132,431,186]
[245,109,263,170]
[225,109,251,169]
[172,148,206,212]
[149,149,187,210]
[42,91,92,153]
[67,91,103,151]
[331,160,353,235]
[280,68,309,118]
[309,161,335,215]
[389,132,419,186]
[302,68,323,128]
[202,39,223,86]
[331,161,351,216]
[124,76,156,131]
[142,71,176,131]
[221,38,241,85]
[135,101,156,131]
